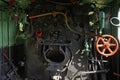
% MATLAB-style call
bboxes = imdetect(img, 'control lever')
[3,53,19,80]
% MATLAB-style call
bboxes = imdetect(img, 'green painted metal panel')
[0,11,3,48]
[9,19,17,46]
[3,18,9,47]
[0,11,17,48]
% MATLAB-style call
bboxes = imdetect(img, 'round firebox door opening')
[46,50,65,63]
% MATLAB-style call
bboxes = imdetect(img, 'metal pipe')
[29,11,101,37]
[77,70,108,74]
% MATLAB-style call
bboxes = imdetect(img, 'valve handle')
[96,34,119,57]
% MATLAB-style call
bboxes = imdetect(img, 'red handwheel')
[96,34,119,57]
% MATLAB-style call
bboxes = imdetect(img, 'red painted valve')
[70,0,77,4]
[96,34,119,57]
[36,32,42,38]
[9,0,15,6]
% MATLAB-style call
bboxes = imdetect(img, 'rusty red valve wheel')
[96,34,119,57]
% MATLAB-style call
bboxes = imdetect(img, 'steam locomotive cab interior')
[0,0,120,80]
